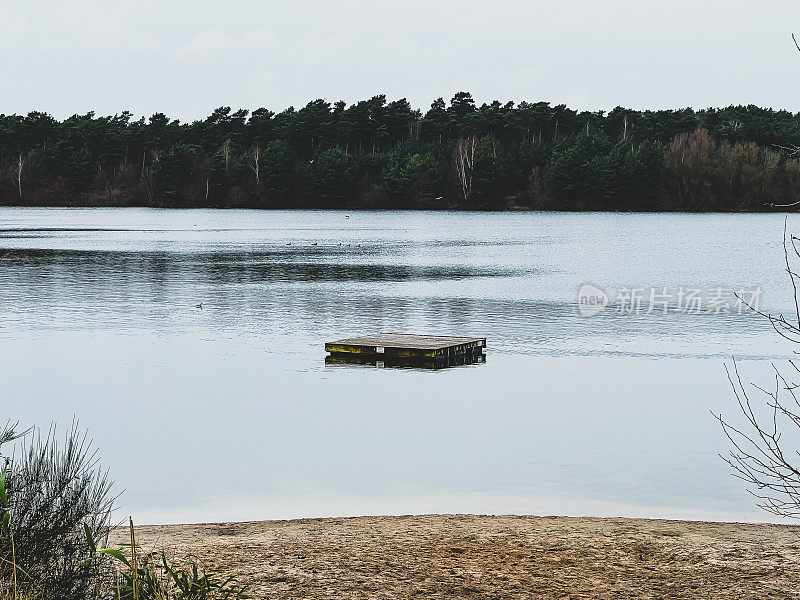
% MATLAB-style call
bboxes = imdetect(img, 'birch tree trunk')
[15,153,25,200]
[222,139,232,173]
[141,149,160,205]
[454,136,477,202]
[248,145,261,188]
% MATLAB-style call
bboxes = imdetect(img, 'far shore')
[0,204,792,214]
[111,514,800,598]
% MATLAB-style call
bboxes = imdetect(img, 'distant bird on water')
[195,303,203,309]
[311,241,318,246]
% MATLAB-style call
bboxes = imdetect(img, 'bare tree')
[248,144,261,188]
[9,153,27,200]
[453,136,477,202]
[715,220,800,518]
[221,139,233,173]
[140,149,161,205]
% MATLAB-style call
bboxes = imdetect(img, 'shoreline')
[112,514,800,598]
[0,204,791,214]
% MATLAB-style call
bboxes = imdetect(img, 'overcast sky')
[0,0,798,121]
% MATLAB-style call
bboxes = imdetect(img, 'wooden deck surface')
[328,333,486,350]
[325,333,487,360]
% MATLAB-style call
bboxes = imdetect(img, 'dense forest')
[2,92,800,211]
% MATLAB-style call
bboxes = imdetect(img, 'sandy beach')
[112,514,800,599]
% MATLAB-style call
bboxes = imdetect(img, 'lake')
[0,207,797,524]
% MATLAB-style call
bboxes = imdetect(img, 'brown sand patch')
[112,515,800,599]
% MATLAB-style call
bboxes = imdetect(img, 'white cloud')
[127,37,159,55]
[241,28,277,49]
[42,1,132,47]
[250,70,274,87]
[301,30,353,55]
[0,6,27,45]
[177,28,278,59]
[177,30,233,58]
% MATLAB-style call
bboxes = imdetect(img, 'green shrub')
[0,421,114,600]
[1,421,248,600]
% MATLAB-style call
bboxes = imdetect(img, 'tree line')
[2,92,800,211]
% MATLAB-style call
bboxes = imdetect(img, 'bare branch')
[717,221,800,519]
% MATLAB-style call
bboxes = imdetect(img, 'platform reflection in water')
[325,353,487,370]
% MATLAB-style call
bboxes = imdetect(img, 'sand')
[112,514,800,599]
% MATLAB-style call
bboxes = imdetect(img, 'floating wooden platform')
[325,353,486,370]
[325,333,487,362]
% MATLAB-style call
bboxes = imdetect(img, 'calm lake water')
[1,207,798,524]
